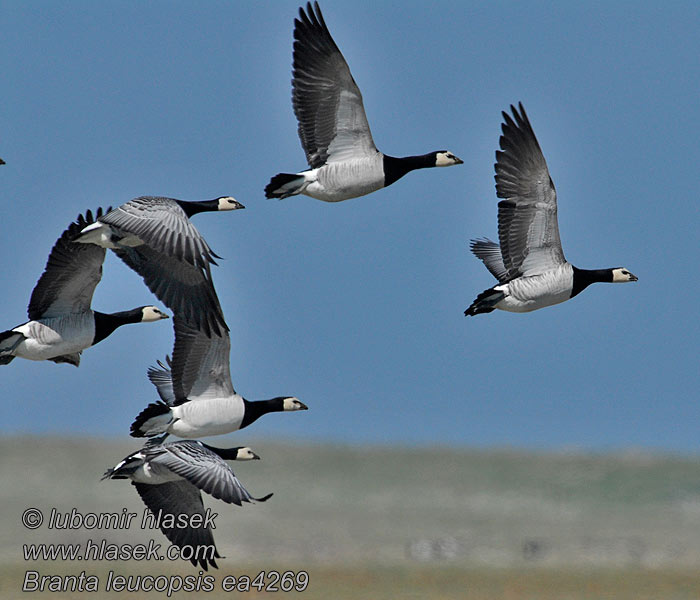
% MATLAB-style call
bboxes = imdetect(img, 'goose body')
[0,209,168,366]
[103,440,271,570]
[169,396,246,438]
[265,2,462,203]
[6,314,95,363]
[130,315,307,439]
[75,196,243,336]
[465,104,637,317]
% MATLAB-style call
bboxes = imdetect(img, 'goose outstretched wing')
[147,356,176,406]
[114,244,227,337]
[101,197,219,272]
[170,317,235,405]
[28,209,108,320]
[495,103,566,279]
[153,441,261,506]
[469,238,509,283]
[132,480,219,570]
[292,2,377,167]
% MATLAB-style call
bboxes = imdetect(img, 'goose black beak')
[252,452,261,460]
[630,273,638,282]
[298,401,309,410]
[455,157,464,165]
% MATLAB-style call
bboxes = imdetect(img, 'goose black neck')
[200,443,243,460]
[241,397,287,429]
[175,199,218,217]
[383,153,436,187]
[93,309,143,345]
[571,267,613,298]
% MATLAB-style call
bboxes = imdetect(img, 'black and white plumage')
[0,209,168,366]
[130,316,308,439]
[74,196,243,336]
[465,103,638,316]
[265,2,462,202]
[103,440,271,570]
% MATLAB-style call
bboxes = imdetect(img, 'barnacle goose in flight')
[465,103,637,316]
[74,196,243,336]
[265,2,463,202]
[130,314,307,439]
[0,209,168,366]
[103,440,271,570]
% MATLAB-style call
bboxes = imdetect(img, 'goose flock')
[6,2,638,571]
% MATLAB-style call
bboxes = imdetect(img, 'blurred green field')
[3,436,700,598]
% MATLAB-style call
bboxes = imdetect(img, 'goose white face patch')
[435,151,463,167]
[612,268,638,283]
[235,447,259,461]
[283,397,307,411]
[217,196,244,211]
[141,306,169,322]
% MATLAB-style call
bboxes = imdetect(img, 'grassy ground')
[4,436,700,598]
[2,563,700,599]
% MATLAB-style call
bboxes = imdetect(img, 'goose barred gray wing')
[170,317,234,405]
[147,357,176,406]
[152,441,258,506]
[100,197,219,272]
[132,480,219,570]
[113,244,227,337]
[27,209,108,320]
[293,2,377,167]
[470,238,509,283]
[495,103,566,279]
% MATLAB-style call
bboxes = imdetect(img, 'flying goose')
[0,209,168,366]
[74,196,243,336]
[264,2,463,202]
[103,440,271,570]
[465,103,637,316]
[130,317,307,439]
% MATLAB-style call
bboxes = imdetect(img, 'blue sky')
[2,1,698,451]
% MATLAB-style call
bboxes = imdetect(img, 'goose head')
[216,196,245,211]
[434,151,463,167]
[140,306,170,322]
[233,447,261,461]
[280,397,308,411]
[611,268,638,283]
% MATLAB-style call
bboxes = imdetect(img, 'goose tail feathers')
[465,287,505,317]
[265,173,306,199]
[0,330,22,364]
[130,401,173,437]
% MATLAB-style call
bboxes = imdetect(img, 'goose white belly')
[76,221,143,249]
[497,264,574,313]
[131,462,182,485]
[170,396,245,438]
[12,314,95,360]
[304,158,385,202]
